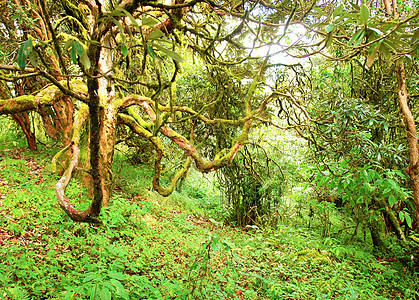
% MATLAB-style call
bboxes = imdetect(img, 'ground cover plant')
[1,0,419,298]
[0,145,418,299]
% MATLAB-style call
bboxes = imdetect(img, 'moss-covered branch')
[0,80,87,115]
[118,113,191,196]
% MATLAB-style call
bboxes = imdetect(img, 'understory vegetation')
[0,127,418,299]
[1,0,419,298]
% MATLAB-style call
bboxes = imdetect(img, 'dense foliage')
[0,0,419,298]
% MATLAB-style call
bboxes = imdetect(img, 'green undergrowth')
[0,148,418,299]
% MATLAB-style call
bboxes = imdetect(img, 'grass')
[0,147,418,299]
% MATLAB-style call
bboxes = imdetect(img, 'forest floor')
[0,147,418,300]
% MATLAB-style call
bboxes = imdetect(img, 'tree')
[283,0,419,237]
[0,0,318,222]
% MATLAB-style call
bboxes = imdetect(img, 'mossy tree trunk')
[382,0,419,230]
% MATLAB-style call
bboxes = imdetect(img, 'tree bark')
[55,104,100,222]
[0,78,36,150]
[383,0,419,230]
[11,113,37,150]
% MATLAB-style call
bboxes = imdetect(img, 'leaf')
[349,2,360,11]
[28,51,39,67]
[349,29,364,45]
[107,271,125,280]
[383,187,392,195]
[387,178,398,189]
[73,41,84,56]
[64,39,74,50]
[80,51,91,69]
[359,4,369,24]
[366,44,378,68]
[388,195,397,207]
[368,27,383,36]
[379,41,391,59]
[121,45,128,57]
[83,273,98,283]
[17,44,27,70]
[22,39,33,56]
[367,169,376,182]
[148,28,165,40]
[117,7,141,32]
[325,24,334,33]
[154,45,184,62]
[111,18,127,41]
[354,30,366,46]
[325,34,333,48]
[142,16,159,27]
[110,279,125,294]
[110,9,126,17]
[146,44,157,59]
[405,213,412,228]
[100,287,112,300]
[399,211,405,222]
[71,43,77,64]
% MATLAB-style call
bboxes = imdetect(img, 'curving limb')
[118,113,191,196]
[120,95,252,174]
[55,104,100,222]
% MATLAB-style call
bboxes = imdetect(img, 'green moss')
[294,249,331,265]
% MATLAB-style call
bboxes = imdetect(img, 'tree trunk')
[11,113,37,150]
[369,217,386,250]
[377,198,406,242]
[383,0,419,230]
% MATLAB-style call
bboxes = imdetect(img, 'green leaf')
[379,41,391,59]
[325,34,333,48]
[121,45,128,57]
[366,44,378,68]
[142,16,159,27]
[388,195,397,207]
[71,43,77,64]
[361,169,368,180]
[17,44,27,70]
[83,273,98,283]
[399,211,405,222]
[387,178,398,189]
[22,39,33,56]
[363,182,371,193]
[148,29,165,40]
[367,169,376,182]
[117,7,141,32]
[108,271,125,280]
[80,51,91,69]
[111,18,127,41]
[146,44,157,59]
[359,4,369,24]
[110,279,125,294]
[110,9,126,17]
[349,2,360,11]
[383,187,392,195]
[73,41,84,56]
[349,29,364,45]
[368,27,383,36]
[405,213,412,228]
[154,45,184,62]
[354,30,366,46]
[100,287,112,300]
[28,51,39,67]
